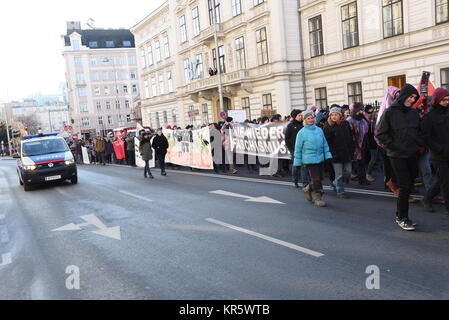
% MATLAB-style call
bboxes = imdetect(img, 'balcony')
[198,23,224,44]
[181,69,250,96]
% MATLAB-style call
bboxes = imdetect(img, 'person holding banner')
[152,129,169,176]
[139,132,154,179]
[294,110,333,207]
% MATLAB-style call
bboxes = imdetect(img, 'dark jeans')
[354,159,367,183]
[144,160,152,176]
[367,148,382,175]
[381,149,396,184]
[157,154,166,172]
[96,152,105,164]
[289,149,309,185]
[306,163,324,193]
[126,150,136,166]
[424,160,449,211]
[389,155,419,220]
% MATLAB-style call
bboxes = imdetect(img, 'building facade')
[132,0,306,128]
[62,22,140,138]
[300,0,449,108]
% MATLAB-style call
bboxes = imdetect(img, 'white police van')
[17,133,77,191]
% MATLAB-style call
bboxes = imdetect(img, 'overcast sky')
[0,0,164,102]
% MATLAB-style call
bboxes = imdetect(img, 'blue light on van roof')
[23,133,59,140]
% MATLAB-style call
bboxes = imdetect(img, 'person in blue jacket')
[294,110,333,207]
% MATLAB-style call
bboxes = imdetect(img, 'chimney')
[66,21,81,33]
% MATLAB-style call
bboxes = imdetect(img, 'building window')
[104,87,110,95]
[242,97,251,120]
[167,72,174,92]
[155,112,161,129]
[314,88,328,109]
[125,100,130,109]
[72,40,81,51]
[309,15,324,57]
[159,74,165,95]
[341,2,359,49]
[76,73,85,84]
[348,82,363,104]
[253,0,264,6]
[208,0,221,25]
[123,41,132,47]
[129,55,136,65]
[89,41,98,48]
[151,77,157,96]
[155,40,161,62]
[130,71,137,79]
[436,0,449,24]
[140,47,147,68]
[388,75,406,89]
[121,72,128,80]
[441,68,449,90]
[232,0,242,16]
[96,102,101,111]
[144,80,150,98]
[192,7,201,37]
[179,15,187,43]
[184,59,191,84]
[108,116,113,125]
[132,85,138,94]
[77,88,86,97]
[202,104,209,124]
[92,72,99,81]
[262,94,273,110]
[74,57,82,67]
[94,87,100,96]
[116,100,121,110]
[79,103,88,113]
[102,72,108,81]
[106,41,115,48]
[91,58,97,66]
[106,101,111,110]
[235,36,246,69]
[163,36,170,58]
[382,0,403,38]
[163,111,168,126]
[256,27,269,65]
[98,116,103,125]
[212,46,226,73]
[81,117,90,127]
[147,45,154,66]
[172,109,177,125]
[194,54,204,79]
[123,85,128,94]
[119,56,126,65]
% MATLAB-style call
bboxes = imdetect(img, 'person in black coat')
[285,109,309,188]
[152,128,169,176]
[421,88,449,214]
[376,83,422,231]
[323,107,355,198]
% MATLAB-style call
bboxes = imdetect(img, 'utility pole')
[212,4,225,115]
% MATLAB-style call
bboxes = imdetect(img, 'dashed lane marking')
[206,218,325,258]
[119,190,153,202]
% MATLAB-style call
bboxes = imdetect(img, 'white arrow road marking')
[119,190,153,202]
[206,218,324,258]
[52,214,121,240]
[0,252,12,266]
[210,190,285,204]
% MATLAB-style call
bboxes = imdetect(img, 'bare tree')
[15,115,41,135]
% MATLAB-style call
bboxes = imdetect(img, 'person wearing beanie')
[347,102,370,185]
[285,109,309,188]
[422,88,449,214]
[376,83,422,231]
[294,112,333,207]
[315,112,328,128]
[324,107,355,198]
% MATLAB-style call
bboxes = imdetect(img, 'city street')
[1,159,449,300]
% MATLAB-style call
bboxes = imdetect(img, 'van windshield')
[22,139,69,157]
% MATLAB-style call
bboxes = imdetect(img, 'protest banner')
[81,146,90,165]
[229,122,290,159]
[164,127,213,170]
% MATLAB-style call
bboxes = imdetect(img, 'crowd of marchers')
[285,84,449,231]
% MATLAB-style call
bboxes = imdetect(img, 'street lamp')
[102,57,124,130]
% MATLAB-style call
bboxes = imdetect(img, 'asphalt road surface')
[1,159,449,300]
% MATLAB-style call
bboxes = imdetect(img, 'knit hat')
[329,106,342,116]
[431,88,449,105]
[302,110,315,120]
[349,102,365,115]
[290,109,301,118]
[316,112,328,124]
